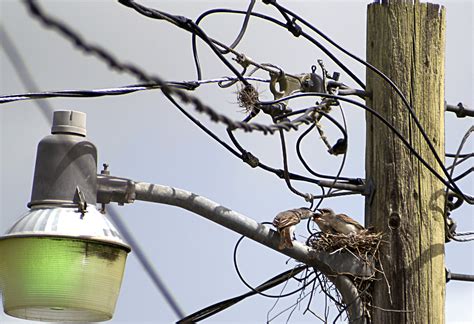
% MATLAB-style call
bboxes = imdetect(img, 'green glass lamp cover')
[0,207,131,322]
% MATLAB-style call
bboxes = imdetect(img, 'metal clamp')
[97,164,136,206]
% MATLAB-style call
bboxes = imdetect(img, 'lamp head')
[0,111,130,322]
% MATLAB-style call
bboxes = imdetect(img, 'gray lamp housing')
[0,110,130,322]
[29,110,97,208]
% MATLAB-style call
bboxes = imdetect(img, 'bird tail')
[279,228,294,249]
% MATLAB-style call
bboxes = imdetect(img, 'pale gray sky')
[1,1,472,323]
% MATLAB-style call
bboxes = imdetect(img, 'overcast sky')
[1,1,472,323]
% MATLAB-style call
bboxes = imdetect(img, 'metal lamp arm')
[97,174,369,323]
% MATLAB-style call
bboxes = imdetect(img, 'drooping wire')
[261,92,474,203]
[224,0,256,52]
[177,264,309,323]
[313,102,350,214]
[452,168,473,182]
[296,123,353,182]
[162,92,243,159]
[107,206,186,319]
[233,233,314,299]
[447,153,473,171]
[190,8,365,90]
[444,126,474,242]
[265,0,463,202]
[275,102,350,207]
[15,0,459,202]
[184,4,467,202]
[224,118,358,198]
[0,24,50,120]
[21,0,315,136]
[279,129,312,200]
[117,0,250,87]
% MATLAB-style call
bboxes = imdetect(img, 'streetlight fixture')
[1,110,372,323]
[0,111,131,322]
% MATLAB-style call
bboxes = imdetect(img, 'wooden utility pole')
[365,1,446,323]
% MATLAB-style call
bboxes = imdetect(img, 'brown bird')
[312,214,336,234]
[314,208,364,235]
[273,207,314,249]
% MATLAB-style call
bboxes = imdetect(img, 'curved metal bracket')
[98,178,370,322]
[115,181,371,322]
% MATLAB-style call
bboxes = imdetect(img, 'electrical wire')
[452,168,473,182]
[447,153,473,171]
[21,0,315,137]
[14,2,472,321]
[177,265,308,323]
[313,103,350,214]
[191,8,365,89]
[261,92,474,203]
[233,233,314,299]
[224,0,256,53]
[444,126,474,242]
[279,129,311,200]
[296,123,353,182]
[224,118,361,200]
[446,152,473,158]
[265,0,464,204]
[118,0,250,86]
[164,87,360,202]
[107,206,186,319]
[0,24,50,120]
[23,0,471,203]
[0,76,269,105]
[189,4,470,203]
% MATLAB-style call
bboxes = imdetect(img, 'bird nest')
[237,83,260,113]
[309,231,388,321]
[308,231,385,264]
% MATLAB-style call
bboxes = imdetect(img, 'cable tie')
[286,19,302,37]
[348,178,365,185]
[183,81,199,90]
[242,151,259,168]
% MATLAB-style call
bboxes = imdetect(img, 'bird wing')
[313,217,334,234]
[273,210,301,229]
[337,213,364,229]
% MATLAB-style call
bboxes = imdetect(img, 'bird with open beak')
[313,208,364,235]
[273,207,314,249]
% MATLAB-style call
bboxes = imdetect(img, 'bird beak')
[313,211,321,218]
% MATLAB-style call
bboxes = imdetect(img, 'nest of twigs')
[309,231,384,263]
[237,83,259,113]
[309,231,386,321]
